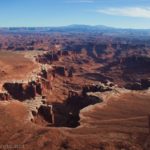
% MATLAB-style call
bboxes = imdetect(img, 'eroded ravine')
[0,50,150,150]
[0,51,106,128]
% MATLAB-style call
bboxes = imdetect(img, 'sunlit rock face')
[0,92,11,101]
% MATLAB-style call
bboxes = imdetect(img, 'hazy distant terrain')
[1,25,150,37]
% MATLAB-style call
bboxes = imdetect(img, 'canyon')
[0,29,150,150]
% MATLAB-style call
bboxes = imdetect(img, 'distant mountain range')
[0,25,150,37]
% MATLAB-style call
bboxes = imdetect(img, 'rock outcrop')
[53,66,66,76]
[0,92,11,101]
[125,78,150,90]
[36,50,69,64]
[53,65,75,77]
[33,90,101,128]
[82,82,112,96]
[2,66,55,101]
[3,81,41,101]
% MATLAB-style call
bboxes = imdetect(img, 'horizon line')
[0,24,150,30]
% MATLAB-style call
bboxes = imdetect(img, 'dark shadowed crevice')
[32,94,102,128]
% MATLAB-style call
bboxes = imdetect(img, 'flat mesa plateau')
[0,30,150,150]
[0,51,38,83]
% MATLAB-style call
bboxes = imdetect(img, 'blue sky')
[0,0,150,28]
